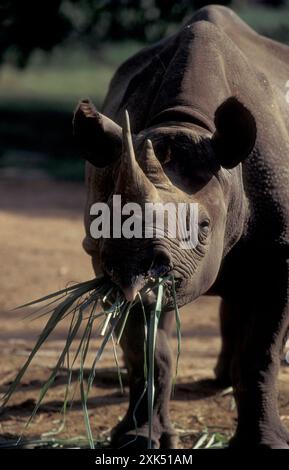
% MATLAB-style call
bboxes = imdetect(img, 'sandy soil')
[0,177,288,449]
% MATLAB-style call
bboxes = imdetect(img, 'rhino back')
[102,5,289,127]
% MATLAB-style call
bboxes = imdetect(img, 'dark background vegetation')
[0,0,289,181]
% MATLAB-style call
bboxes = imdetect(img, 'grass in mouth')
[0,275,181,449]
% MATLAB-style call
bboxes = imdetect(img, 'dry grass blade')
[193,430,229,449]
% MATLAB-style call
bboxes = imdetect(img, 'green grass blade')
[79,311,95,449]
[86,313,121,393]
[111,334,124,395]
[13,278,101,309]
[54,309,78,435]
[147,278,163,449]
[116,302,132,345]
[23,291,69,320]
[22,309,84,431]
[138,293,148,381]
[119,383,148,449]
[1,290,84,408]
[171,275,181,395]
[57,299,99,435]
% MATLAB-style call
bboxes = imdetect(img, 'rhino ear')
[212,97,256,169]
[73,99,122,167]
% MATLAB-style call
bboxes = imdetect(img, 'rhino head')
[74,97,256,308]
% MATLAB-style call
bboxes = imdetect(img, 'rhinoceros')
[73,5,289,448]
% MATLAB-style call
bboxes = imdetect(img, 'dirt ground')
[0,177,289,449]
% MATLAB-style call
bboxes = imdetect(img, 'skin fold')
[73,5,289,448]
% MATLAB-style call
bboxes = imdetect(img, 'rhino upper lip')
[101,251,184,300]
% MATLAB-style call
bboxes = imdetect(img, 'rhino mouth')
[101,243,174,300]
[101,250,183,307]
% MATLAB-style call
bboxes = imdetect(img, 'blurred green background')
[1,0,289,181]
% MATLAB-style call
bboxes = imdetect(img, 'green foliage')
[0,0,232,68]
[1,1,289,69]
[1,2,289,180]
[0,0,70,67]
[0,42,141,171]
[238,4,289,43]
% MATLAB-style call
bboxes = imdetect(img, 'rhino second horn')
[140,139,172,188]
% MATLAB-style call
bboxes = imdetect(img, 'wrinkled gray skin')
[73,6,289,448]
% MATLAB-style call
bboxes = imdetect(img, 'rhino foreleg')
[229,257,289,448]
[215,298,241,387]
[110,307,178,449]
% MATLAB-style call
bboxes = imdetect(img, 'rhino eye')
[199,218,210,235]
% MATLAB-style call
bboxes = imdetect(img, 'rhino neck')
[147,105,214,134]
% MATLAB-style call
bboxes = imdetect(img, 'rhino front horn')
[115,111,158,202]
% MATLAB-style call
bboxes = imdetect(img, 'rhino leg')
[110,307,178,449]
[214,298,239,387]
[229,257,289,448]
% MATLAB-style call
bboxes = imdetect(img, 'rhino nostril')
[103,262,114,278]
[150,250,172,276]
